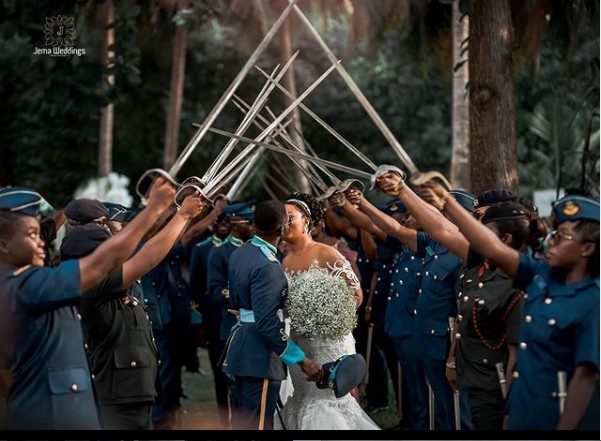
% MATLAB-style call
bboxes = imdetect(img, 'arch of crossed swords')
[135,0,452,206]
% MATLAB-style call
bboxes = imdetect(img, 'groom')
[220,200,323,430]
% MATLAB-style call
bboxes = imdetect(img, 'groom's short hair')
[254,200,286,234]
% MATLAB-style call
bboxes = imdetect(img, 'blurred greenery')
[0,0,598,207]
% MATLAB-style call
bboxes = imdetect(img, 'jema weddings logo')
[33,15,86,57]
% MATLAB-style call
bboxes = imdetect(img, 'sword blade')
[168,0,299,177]
[290,1,419,176]
[208,127,372,180]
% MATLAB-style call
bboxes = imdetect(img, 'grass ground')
[175,347,401,430]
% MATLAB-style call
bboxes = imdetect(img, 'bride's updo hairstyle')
[286,192,323,228]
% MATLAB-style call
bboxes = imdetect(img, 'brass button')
[455,333,462,340]
[77,313,82,320]
[548,319,556,326]
[519,342,527,350]
[132,301,138,307]
[513,371,520,378]
[433,275,438,280]
[525,315,532,323]
[523,294,528,299]
[399,280,403,285]
[544,297,552,304]
[482,358,488,364]
[478,299,485,305]
[430,329,436,334]
[71,384,78,392]
[463,296,469,302]
[478,282,484,288]
[130,361,137,367]
[413,309,417,315]
[418,289,422,294]
[434,255,438,259]
[466,279,472,283]
[425,271,429,276]
[457,314,463,322]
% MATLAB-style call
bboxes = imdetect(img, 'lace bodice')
[276,260,379,430]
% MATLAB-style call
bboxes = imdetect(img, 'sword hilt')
[135,168,181,204]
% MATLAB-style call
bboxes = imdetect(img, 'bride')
[274,192,380,430]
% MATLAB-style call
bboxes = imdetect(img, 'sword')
[201,61,340,196]
[495,362,507,400]
[361,323,374,386]
[428,383,435,430]
[448,316,460,430]
[168,0,299,178]
[134,2,299,203]
[556,370,567,415]
[207,128,372,180]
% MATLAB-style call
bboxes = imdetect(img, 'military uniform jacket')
[80,267,160,406]
[142,241,190,330]
[188,235,220,340]
[370,238,398,328]
[508,253,600,430]
[220,238,289,380]
[0,261,100,430]
[385,238,424,338]
[207,236,244,341]
[414,232,461,360]
[455,249,523,390]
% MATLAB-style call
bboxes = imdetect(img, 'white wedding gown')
[274,261,380,430]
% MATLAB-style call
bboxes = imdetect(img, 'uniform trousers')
[229,376,281,430]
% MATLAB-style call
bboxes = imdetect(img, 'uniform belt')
[239,308,255,323]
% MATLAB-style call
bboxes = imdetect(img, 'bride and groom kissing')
[220,193,379,430]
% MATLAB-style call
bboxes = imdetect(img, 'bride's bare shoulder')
[315,242,346,264]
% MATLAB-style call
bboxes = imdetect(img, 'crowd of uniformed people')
[0,167,598,431]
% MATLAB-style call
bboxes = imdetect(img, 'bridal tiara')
[286,198,311,218]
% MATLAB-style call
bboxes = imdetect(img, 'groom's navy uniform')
[220,235,305,430]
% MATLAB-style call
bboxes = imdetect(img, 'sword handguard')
[369,164,406,191]
[135,168,181,204]
[174,183,213,208]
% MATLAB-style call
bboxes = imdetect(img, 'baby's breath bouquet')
[285,263,358,340]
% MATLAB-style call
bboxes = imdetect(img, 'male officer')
[220,200,323,430]
[0,179,175,430]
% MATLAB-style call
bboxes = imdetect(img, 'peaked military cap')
[0,186,43,217]
[316,353,366,398]
[473,188,517,209]
[552,195,600,223]
[64,198,109,223]
[222,200,257,221]
[102,201,136,223]
[450,189,477,213]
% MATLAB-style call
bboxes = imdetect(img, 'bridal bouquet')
[285,263,358,340]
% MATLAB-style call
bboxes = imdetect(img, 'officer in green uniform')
[59,192,204,429]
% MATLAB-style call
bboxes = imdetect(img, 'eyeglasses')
[547,229,579,244]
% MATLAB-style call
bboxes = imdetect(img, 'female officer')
[0,178,175,430]
[378,172,599,430]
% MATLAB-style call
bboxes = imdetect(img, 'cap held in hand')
[316,353,366,398]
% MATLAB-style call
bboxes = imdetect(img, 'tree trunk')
[468,0,518,194]
[450,0,470,190]
[98,0,115,178]
[163,0,189,171]
[278,0,310,194]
